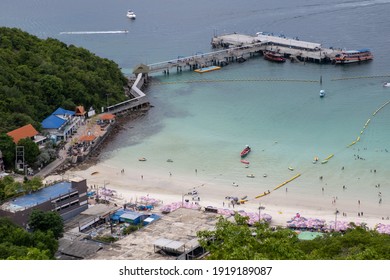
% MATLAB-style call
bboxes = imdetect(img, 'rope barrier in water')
[331,74,390,81]
[153,78,319,85]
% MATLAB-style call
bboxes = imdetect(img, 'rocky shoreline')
[52,107,151,176]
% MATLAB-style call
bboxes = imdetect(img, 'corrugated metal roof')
[52,107,75,116]
[256,34,321,50]
[120,212,143,220]
[41,115,67,129]
[153,238,184,250]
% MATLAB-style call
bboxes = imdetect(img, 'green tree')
[198,214,305,260]
[17,138,40,167]
[0,133,15,169]
[0,217,57,260]
[0,175,21,200]
[22,176,43,193]
[28,209,64,239]
[197,215,390,260]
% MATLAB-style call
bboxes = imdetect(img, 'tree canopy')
[29,209,64,239]
[0,27,129,133]
[0,217,58,260]
[197,214,390,260]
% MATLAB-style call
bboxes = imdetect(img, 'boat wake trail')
[59,30,128,35]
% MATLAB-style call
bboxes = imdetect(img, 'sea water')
[1,0,390,211]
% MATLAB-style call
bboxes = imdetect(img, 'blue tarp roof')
[52,107,75,116]
[41,115,67,129]
[5,181,73,212]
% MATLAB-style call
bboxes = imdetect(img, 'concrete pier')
[211,32,342,63]
[143,33,346,75]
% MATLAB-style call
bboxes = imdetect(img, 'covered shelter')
[132,63,150,75]
[78,134,96,143]
[99,113,116,123]
[75,106,86,117]
[153,238,185,255]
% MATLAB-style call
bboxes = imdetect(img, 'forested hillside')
[0,27,128,133]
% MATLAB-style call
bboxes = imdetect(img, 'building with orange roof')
[75,106,86,116]
[7,124,40,144]
[99,113,116,121]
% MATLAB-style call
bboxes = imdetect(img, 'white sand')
[46,159,389,230]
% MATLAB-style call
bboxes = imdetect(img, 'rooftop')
[41,114,67,129]
[88,207,218,260]
[1,181,74,212]
[7,124,39,144]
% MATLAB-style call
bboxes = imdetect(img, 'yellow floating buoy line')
[255,173,301,199]
[348,99,390,148]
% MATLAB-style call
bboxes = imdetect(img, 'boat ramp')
[143,32,344,75]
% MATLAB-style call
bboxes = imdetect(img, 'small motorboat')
[126,10,136,19]
[383,82,390,87]
[138,157,147,161]
[319,89,325,98]
[240,145,251,157]
[240,159,250,164]
[288,167,294,171]
[232,182,239,187]
[313,156,319,164]
[166,159,173,162]
[246,174,255,178]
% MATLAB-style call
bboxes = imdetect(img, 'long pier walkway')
[145,33,344,75]
[147,42,266,75]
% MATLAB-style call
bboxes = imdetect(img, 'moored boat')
[334,48,373,64]
[319,90,325,98]
[240,145,251,157]
[194,65,221,73]
[264,51,286,63]
[240,159,250,164]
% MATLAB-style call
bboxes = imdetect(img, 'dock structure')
[143,33,344,76]
[105,73,150,116]
[146,42,266,75]
[211,32,342,64]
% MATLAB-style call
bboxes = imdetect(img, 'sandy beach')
[45,157,390,230]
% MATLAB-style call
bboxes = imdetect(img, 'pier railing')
[147,43,266,73]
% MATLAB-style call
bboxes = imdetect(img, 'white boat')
[126,10,136,19]
[319,89,325,98]
[383,82,390,87]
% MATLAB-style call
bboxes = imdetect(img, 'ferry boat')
[264,51,286,63]
[126,10,136,19]
[334,49,373,64]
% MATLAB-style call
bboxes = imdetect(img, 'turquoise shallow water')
[1,0,390,212]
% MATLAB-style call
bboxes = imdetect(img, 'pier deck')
[144,33,344,75]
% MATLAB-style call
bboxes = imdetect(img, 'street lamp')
[181,193,188,207]
[334,209,340,231]
[258,204,265,222]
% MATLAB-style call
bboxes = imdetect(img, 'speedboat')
[240,145,251,157]
[383,82,390,87]
[319,90,325,97]
[126,10,136,19]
